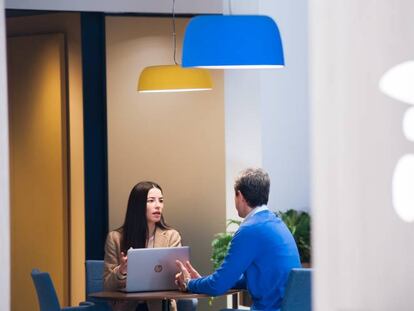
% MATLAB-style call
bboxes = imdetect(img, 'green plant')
[209,219,241,306]
[211,219,241,269]
[276,209,311,263]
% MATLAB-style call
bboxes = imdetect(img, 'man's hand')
[184,261,201,279]
[175,260,201,291]
[175,260,191,291]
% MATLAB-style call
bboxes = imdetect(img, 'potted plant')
[211,219,241,270]
[276,209,311,266]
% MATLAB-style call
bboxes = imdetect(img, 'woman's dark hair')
[119,181,170,253]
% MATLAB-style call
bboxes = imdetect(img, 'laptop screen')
[123,246,190,292]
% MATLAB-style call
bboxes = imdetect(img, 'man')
[175,168,301,310]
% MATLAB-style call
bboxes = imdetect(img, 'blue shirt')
[188,209,301,310]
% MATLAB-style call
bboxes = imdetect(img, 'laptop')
[122,246,190,292]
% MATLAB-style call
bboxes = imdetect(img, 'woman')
[104,181,181,311]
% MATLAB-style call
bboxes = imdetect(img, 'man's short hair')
[234,168,270,207]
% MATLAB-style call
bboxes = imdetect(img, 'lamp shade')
[379,61,414,105]
[137,65,213,93]
[182,15,285,69]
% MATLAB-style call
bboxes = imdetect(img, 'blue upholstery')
[85,260,198,311]
[280,268,312,311]
[220,268,312,311]
[177,298,198,311]
[85,261,111,311]
[31,269,94,311]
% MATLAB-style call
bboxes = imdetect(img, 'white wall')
[259,0,309,213]
[311,1,414,310]
[0,1,11,311]
[225,71,262,222]
[223,3,262,223]
[5,0,222,14]
[224,0,310,222]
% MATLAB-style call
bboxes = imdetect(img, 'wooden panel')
[6,13,86,305]
[8,33,69,311]
[0,2,11,311]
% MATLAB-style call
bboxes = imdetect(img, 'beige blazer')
[103,227,182,311]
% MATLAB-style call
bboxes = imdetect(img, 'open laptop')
[121,246,190,292]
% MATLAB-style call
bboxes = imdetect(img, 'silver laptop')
[122,246,190,292]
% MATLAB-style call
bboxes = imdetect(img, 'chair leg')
[162,299,171,311]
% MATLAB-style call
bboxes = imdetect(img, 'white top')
[243,205,268,223]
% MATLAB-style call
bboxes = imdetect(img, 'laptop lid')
[123,246,190,292]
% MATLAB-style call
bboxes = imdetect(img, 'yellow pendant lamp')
[138,65,212,93]
[137,0,212,93]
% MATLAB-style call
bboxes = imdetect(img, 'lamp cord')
[172,0,178,65]
[228,0,233,15]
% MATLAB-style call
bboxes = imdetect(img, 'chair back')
[85,260,105,294]
[31,269,61,311]
[85,260,111,311]
[281,268,312,311]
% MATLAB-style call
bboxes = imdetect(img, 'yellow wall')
[8,33,69,311]
[7,13,85,305]
[105,16,226,310]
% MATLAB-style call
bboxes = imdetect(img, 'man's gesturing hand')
[184,261,201,279]
[175,260,192,291]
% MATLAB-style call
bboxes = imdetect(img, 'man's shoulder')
[237,211,272,233]
[238,210,285,238]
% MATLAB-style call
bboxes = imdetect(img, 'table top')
[89,289,240,301]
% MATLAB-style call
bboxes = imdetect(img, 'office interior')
[0,1,414,311]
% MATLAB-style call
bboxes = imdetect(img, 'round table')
[89,289,241,311]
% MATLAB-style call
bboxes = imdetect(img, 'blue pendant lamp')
[182,15,284,69]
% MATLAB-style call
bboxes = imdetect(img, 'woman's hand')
[119,252,128,275]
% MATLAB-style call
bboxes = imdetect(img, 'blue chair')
[85,260,198,311]
[281,268,312,311]
[31,269,94,311]
[221,268,312,311]
[85,261,111,311]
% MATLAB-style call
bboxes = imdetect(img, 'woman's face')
[146,187,164,225]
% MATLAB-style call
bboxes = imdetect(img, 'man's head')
[234,168,270,217]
